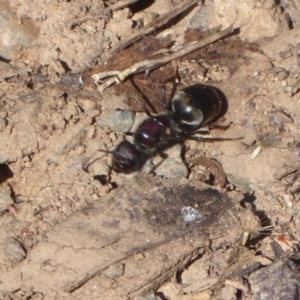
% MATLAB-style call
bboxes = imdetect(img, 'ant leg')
[149,152,168,175]
[161,84,169,112]
[192,127,210,134]
[130,78,157,116]
[161,76,179,112]
[192,123,233,135]
[116,77,154,116]
[82,152,109,172]
[178,134,243,142]
[124,132,135,136]
[82,144,112,172]
[139,152,168,175]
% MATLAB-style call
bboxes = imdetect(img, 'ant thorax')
[134,114,177,154]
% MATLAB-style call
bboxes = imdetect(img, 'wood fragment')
[92,26,234,91]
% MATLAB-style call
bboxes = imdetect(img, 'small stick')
[106,0,199,58]
[66,0,140,28]
[274,164,300,180]
[92,26,234,91]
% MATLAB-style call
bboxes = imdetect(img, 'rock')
[4,236,26,263]
[102,263,124,279]
[0,1,39,60]
[181,259,208,284]
[249,256,300,299]
[96,109,135,134]
[106,18,133,38]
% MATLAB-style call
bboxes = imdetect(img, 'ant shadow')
[0,164,13,184]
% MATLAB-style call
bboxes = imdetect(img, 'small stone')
[0,117,7,131]
[277,70,289,81]
[181,206,202,223]
[106,19,133,38]
[249,86,259,93]
[57,98,66,109]
[4,236,26,262]
[283,85,293,93]
[101,263,124,279]
[78,99,98,112]
[86,126,96,139]
[132,11,159,26]
[113,8,131,19]
[181,261,208,284]
[283,194,293,207]
[87,109,101,118]
[96,109,135,134]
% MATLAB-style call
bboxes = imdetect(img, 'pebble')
[4,236,26,262]
[96,109,135,134]
[101,263,124,279]
[0,117,7,131]
[0,2,39,60]
[78,99,98,112]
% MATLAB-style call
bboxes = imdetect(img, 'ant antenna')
[179,135,243,142]
[82,147,113,172]
[161,67,180,112]
[130,78,158,115]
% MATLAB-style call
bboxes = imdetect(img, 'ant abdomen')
[171,84,227,133]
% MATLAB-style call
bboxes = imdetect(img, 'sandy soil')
[1,0,300,299]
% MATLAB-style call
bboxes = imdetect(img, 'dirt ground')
[1,0,300,299]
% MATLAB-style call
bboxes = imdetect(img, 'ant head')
[111,140,143,173]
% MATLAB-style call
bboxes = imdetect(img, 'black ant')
[108,82,237,174]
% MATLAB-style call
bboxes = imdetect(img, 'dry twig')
[274,164,300,180]
[92,26,234,91]
[106,0,199,57]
